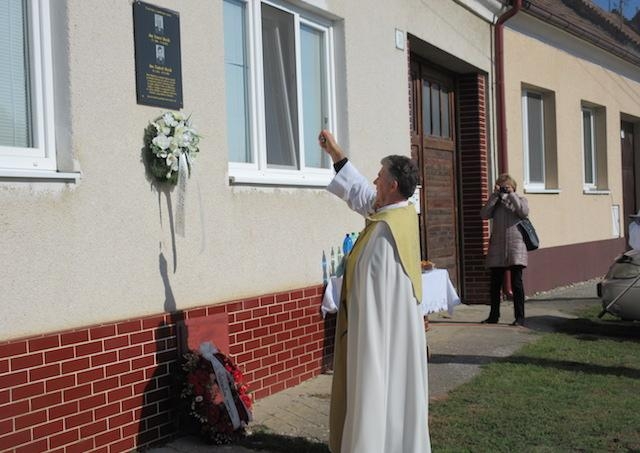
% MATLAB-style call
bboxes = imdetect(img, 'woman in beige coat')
[480,174,529,326]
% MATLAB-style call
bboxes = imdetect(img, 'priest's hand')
[319,130,345,163]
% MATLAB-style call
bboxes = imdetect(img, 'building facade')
[500,0,640,292]
[0,0,499,450]
[3,0,638,451]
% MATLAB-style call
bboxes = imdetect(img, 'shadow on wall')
[322,313,336,373]
[136,247,186,448]
[134,134,215,448]
[141,136,180,272]
[134,146,189,447]
[158,190,178,273]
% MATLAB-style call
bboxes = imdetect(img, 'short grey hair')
[380,155,420,199]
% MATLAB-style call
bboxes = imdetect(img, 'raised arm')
[480,183,529,220]
[319,130,376,217]
[505,193,529,219]
[480,190,500,220]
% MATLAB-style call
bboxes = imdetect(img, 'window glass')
[0,0,59,173]
[526,92,544,184]
[224,0,335,185]
[0,0,32,148]
[582,109,594,185]
[262,3,299,169]
[223,0,252,163]
[422,80,431,136]
[431,83,440,137]
[300,24,327,169]
[441,88,450,138]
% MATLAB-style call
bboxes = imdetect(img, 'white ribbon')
[199,342,242,430]
[175,152,189,237]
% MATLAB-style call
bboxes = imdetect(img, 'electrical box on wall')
[612,204,621,237]
[395,29,405,50]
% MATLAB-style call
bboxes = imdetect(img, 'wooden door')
[410,57,459,289]
[622,121,636,243]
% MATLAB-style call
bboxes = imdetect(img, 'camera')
[499,186,509,194]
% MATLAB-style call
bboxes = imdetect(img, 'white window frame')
[0,0,58,175]
[581,106,597,191]
[522,89,546,191]
[225,0,336,187]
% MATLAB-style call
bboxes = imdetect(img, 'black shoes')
[481,318,526,326]
[481,318,498,324]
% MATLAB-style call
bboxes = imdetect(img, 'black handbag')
[517,218,539,251]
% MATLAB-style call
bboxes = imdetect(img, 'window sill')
[523,188,561,194]
[583,189,610,195]
[229,169,332,187]
[0,169,81,183]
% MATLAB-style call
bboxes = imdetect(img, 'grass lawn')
[430,309,640,452]
[236,304,640,452]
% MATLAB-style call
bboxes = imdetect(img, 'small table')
[420,269,461,316]
[321,269,461,318]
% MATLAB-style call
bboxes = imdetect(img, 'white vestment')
[327,162,431,453]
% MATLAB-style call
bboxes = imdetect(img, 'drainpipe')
[494,0,523,300]
[494,0,523,174]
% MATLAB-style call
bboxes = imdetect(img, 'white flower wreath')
[144,111,201,184]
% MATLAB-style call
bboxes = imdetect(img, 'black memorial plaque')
[133,1,183,109]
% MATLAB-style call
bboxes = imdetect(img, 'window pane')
[0,0,32,148]
[301,24,327,169]
[262,3,298,169]
[526,93,544,183]
[422,80,431,136]
[582,109,594,185]
[441,88,450,138]
[431,83,440,137]
[223,0,251,163]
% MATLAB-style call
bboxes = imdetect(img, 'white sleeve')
[326,161,376,217]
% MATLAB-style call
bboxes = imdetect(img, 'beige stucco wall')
[0,0,493,340]
[503,15,640,248]
[406,0,494,73]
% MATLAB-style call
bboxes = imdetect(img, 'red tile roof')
[521,0,640,66]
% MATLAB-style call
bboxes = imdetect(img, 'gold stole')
[329,204,421,453]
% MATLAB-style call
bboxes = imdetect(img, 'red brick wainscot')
[0,284,335,452]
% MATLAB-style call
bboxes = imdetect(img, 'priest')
[319,130,431,453]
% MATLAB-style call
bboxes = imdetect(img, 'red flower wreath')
[180,343,253,444]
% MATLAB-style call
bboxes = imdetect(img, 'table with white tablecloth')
[419,269,461,316]
[321,268,461,318]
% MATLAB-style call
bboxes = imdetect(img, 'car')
[597,250,640,321]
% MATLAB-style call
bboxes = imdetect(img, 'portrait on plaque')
[133,1,183,109]
[155,45,165,64]
[154,14,164,34]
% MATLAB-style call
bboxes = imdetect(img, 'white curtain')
[526,93,545,183]
[262,3,298,169]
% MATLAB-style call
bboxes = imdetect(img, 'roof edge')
[522,0,640,68]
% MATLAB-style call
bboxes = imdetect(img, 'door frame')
[622,119,638,243]
[409,53,461,288]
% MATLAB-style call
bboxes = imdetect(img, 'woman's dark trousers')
[489,266,525,322]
